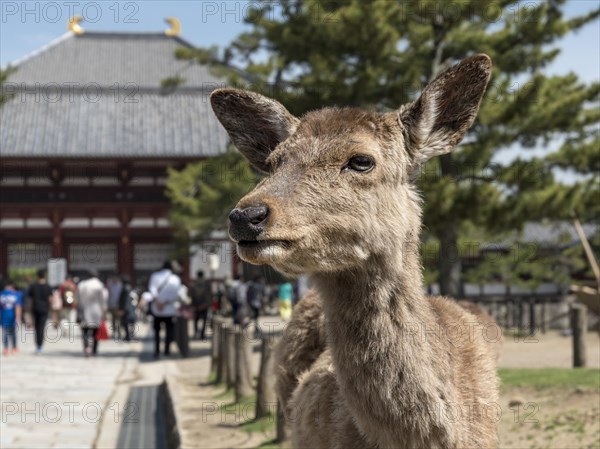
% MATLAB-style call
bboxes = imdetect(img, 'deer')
[210,54,500,448]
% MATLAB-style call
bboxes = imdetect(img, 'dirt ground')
[499,330,600,369]
[497,331,600,449]
[498,386,600,449]
[170,328,599,449]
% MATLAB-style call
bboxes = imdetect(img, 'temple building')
[0,18,233,285]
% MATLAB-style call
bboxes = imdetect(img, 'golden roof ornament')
[164,17,181,36]
[67,16,84,34]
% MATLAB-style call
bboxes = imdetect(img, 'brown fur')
[211,55,500,448]
[276,294,503,418]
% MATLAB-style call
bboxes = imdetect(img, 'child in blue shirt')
[1,280,22,356]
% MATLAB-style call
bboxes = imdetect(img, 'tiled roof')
[0,92,228,158]
[7,32,225,89]
[2,32,230,158]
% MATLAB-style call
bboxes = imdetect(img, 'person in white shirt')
[77,269,108,356]
[148,261,181,358]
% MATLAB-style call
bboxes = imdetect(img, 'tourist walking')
[247,276,265,327]
[27,269,53,354]
[190,271,211,340]
[77,269,108,357]
[148,261,181,358]
[59,274,78,325]
[278,281,293,320]
[118,275,137,342]
[1,280,22,356]
[106,275,123,340]
[234,276,248,325]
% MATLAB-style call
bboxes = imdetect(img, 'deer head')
[211,55,492,276]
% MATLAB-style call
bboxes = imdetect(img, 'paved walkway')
[0,321,173,449]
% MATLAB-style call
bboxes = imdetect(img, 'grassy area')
[499,368,600,390]
[219,392,257,412]
[241,414,276,434]
[213,387,234,400]
[256,439,284,449]
[206,370,218,384]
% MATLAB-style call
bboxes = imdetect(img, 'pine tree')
[165,148,259,242]
[178,0,599,294]
[0,68,16,105]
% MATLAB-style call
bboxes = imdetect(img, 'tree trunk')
[438,208,463,298]
[235,326,254,402]
[256,335,279,419]
[226,325,237,390]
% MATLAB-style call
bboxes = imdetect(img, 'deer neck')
[311,233,455,447]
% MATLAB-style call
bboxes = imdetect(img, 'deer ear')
[210,88,299,173]
[400,54,492,167]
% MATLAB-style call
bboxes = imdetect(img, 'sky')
[1,0,598,79]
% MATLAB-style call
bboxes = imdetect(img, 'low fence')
[210,316,287,443]
[463,294,599,333]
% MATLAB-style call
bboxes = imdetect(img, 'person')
[77,269,108,357]
[234,275,248,325]
[106,275,123,340]
[247,276,265,327]
[117,275,137,342]
[278,281,293,320]
[59,274,78,325]
[1,280,22,356]
[190,271,211,340]
[148,261,181,358]
[27,269,53,354]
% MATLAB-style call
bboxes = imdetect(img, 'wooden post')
[211,316,222,376]
[235,326,254,402]
[517,298,524,332]
[226,325,237,390]
[541,301,548,334]
[571,303,587,368]
[217,321,229,384]
[256,335,280,419]
[528,298,536,336]
[276,401,287,443]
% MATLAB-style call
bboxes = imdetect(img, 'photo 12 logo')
[1,2,140,24]
[2,401,139,424]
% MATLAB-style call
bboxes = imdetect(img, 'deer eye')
[343,155,375,173]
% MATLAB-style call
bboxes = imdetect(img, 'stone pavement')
[0,321,176,449]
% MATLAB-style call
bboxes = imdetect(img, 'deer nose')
[229,205,269,242]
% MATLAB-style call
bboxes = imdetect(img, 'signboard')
[48,258,67,287]
[208,253,220,272]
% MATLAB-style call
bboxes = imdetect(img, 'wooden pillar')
[235,326,254,402]
[217,321,230,385]
[528,298,536,335]
[0,234,7,278]
[256,335,280,419]
[211,316,223,377]
[226,325,237,390]
[118,209,134,281]
[541,301,548,333]
[51,210,63,258]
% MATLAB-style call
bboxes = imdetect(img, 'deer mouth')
[236,239,294,263]
[237,239,292,249]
